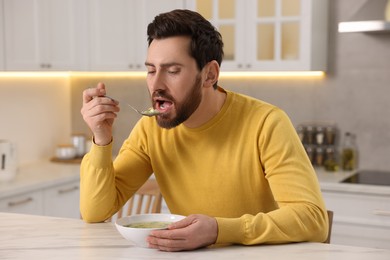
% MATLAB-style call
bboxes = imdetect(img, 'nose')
[148,70,166,93]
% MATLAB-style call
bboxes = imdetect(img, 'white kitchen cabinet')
[88,0,185,71]
[186,0,328,71]
[0,181,80,218]
[0,0,4,70]
[3,0,88,71]
[0,190,44,215]
[43,180,80,219]
[0,162,80,218]
[322,190,390,249]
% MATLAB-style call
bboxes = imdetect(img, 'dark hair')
[147,9,224,73]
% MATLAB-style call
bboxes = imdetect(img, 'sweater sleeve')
[215,108,328,245]
[79,142,118,222]
[80,121,154,223]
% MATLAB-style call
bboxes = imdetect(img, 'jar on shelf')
[325,126,336,145]
[305,125,315,145]
[305,145,315,165]
[315,147,325,166]
[296,125,305,143]
[315,126,325,145]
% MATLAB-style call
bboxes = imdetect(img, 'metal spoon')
[104,95,161,117]
[127,104,161,117]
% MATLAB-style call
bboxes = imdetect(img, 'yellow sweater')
[80,88,328,245]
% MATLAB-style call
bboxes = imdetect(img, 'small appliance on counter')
[0,140,18,182]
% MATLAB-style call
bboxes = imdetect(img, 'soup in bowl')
[115,213,185,247]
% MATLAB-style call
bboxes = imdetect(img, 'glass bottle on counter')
[341,132,358,171]
[324,147,338,172]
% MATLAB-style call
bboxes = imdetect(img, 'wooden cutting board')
[50,157,83,164]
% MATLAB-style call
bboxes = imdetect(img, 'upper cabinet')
[0,1,4,70]
[0,0,327,71]
[186,0,328,71]
[3,0,88,71]
[88,0,185,71]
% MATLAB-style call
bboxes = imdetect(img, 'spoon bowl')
[128,105,161,117]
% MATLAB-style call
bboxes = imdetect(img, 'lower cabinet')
[0,190,43,215]
[0,180,80,219]
[322,189,390,249]
[43,181,80,218]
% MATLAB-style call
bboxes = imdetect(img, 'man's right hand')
[81,82,120,146]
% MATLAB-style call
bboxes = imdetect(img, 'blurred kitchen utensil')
[0,140,17,182]
[55,144,77,160]
[71,134,86,157]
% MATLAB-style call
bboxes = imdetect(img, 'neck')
[184,87,226,128]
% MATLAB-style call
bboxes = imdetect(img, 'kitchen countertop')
[1,161,390,199]
[0,160,80,198]
[1,212,390,260]
[315,167,390,196]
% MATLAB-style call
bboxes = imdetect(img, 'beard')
[154,74,202,129]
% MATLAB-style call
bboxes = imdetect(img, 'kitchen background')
[1,0,390,172]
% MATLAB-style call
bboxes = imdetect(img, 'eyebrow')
[144,62,184,68]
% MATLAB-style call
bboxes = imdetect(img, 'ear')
[203,60,220,88]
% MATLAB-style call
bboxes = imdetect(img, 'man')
[80,9,328,251]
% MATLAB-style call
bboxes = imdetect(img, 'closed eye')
[168,70,180,74]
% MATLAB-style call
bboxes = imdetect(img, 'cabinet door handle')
[372,210,390,217]
[58,186,79,194]
[8,197,33,207]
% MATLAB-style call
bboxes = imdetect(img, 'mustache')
[152,90,174,101]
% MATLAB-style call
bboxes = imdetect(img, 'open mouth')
[154,98,173,113]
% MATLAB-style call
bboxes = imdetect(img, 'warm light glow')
[0,71,325,79]
[0,71,69,78]
[220,71,325,77]
[0,71,147,78]
[69,71,147,78]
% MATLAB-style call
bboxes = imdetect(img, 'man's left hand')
[147,214,218,251]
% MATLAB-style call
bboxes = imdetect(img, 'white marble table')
[1,213,390,260]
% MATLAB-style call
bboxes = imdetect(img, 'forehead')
[146,36,195,66]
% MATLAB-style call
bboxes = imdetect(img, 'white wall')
[0,77,72,165]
